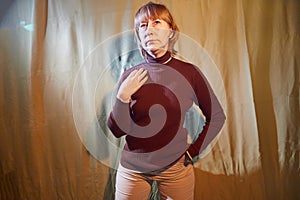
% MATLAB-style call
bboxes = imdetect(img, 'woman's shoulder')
[172,57,200,73]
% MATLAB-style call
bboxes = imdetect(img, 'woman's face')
[138,18,172,58]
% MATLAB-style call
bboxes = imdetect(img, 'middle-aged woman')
[107,2,226,199]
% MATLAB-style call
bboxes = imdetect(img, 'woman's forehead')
[137,14,159,23]
[135,9,167,24]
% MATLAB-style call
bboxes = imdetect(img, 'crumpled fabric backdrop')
[0,0,299,199]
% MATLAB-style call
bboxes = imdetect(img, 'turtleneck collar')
[146,51,172,64]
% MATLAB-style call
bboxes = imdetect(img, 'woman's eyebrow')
[140,19,148,23]
[140,17,161,23]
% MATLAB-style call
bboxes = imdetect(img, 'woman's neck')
[145,51,172,64]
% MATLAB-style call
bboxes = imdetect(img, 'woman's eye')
[154,20,161,24]
[140,23,147,28]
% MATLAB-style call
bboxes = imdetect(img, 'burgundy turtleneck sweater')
[107,52,226,172]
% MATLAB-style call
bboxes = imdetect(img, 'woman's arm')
[186,67,226,158]
[107,68,148,138]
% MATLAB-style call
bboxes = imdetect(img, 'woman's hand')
[117,68,148,103]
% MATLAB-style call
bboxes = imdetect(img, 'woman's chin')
[145,46,165,57]
[145,45,158,52]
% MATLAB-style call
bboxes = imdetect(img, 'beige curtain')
[0,0,299,199]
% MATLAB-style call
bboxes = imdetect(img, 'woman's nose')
[144,22,154,35]
[147,21,154,29]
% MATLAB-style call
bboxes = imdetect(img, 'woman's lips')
[146,39,158,45]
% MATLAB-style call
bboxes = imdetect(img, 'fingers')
[139,73,148,85]
[137,68,148,86]
[128,68,144,78]
[128,69,138,78]
[129,68,148,83]
[138,69,148,81]
[134,68,146,79]
[117,68,148,101]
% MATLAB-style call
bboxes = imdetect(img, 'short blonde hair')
[134,2,179,59]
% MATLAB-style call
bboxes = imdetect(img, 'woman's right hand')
[117,68,148,103]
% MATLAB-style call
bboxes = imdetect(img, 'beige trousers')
[115,156,195,200]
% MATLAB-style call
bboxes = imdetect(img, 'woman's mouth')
[146,39,158,45]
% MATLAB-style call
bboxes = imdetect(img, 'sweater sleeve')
[186,67,226,158]
[106,71,132,138]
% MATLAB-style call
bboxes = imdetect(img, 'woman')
[107,2,226,199]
